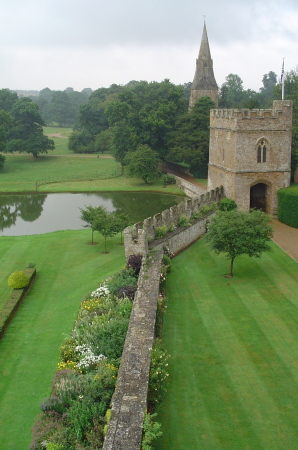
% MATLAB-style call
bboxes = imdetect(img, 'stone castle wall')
[104,181,224,449]
[208,100,293,214]
[124,185,223,259]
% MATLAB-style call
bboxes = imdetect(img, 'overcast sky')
[0,0,297,93]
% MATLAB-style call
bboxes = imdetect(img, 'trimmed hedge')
[277,184,298,228]
[0,268,36,337]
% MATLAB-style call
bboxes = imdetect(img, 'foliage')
[106,267,138,298]
[219,198,237,211]
[277,185,298,228]
[7,270,29,289]
[127,254,143,275]
[206,209,273,276]
[125,144,160,184]
[4,97,55,158]
[79,205,106,244]
[190,202,218,220]
[31,270,134,449]
[155,225,169,239]
[142,413,163,450]
[177,214,191,227]
[148,339,170,404]
[33,87,90,127]
[106,79,187,162]
[162,254,171,267]
[0,154,6,169]
[162,174,176,186]
[167,96,215,177]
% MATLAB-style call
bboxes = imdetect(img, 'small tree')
[125,145,160,184]
[79,205,107,244]
[206,209,273,277]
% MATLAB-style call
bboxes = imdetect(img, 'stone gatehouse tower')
[189,22,218,108]
[208,100,293,215]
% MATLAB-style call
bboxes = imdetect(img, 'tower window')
[257,140,267,163]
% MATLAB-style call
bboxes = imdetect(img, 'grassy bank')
[0,230,126,449]
[43,127,73,155]
[157,238,298,449]
[0,154,184,194]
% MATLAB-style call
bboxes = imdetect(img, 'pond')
[0,192,183,236]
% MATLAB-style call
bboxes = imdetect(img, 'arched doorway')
[250,183,267,212]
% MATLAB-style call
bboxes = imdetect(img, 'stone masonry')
[103,180,224,449]
[208,100,293,215]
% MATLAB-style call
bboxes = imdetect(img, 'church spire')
[189,22,218,108]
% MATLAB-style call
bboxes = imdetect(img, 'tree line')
[0,69,297,178]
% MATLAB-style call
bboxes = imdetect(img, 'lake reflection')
[0,192,182,236]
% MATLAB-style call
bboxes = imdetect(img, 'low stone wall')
[174,176,206,198]
[124,186,223,259]
[104,185,224,449]
[151,213,214,255]
[103,250,163,450]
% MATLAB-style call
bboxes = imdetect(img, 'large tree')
[167,96,215,177]
[206,209,273,277]
[5,97,54,157]
[125,144,160,184]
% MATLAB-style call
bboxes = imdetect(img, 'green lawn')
[43,126,73,155]
[0,230,126,449]
[0,154,184,195]
[156,237,298,449]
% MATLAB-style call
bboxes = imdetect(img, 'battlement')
[124,187,224,259]
[210,100,293,129]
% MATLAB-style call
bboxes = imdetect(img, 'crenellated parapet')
[124,186,224,260]
[210,100,293,131]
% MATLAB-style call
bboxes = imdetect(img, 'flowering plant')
[91,284,110,299]
[75,345,106,372]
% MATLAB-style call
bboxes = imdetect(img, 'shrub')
[142,413,163,450]
[162,174,176,186]
[162,254,171,266]
[177,214,190,227]
[220,198,237,211]
[7,270,29,289]
[117,285,137,301]
[127,254,143,275]
[59,338,79,363]
[40,397,64,415]
[155,225,168,239]
[167,222,176,232]
[148,339,170,405]
[278,185,298,228]
[107,268,138,298]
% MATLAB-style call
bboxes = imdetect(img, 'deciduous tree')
[206,209,273,277]
[125,145,160,184]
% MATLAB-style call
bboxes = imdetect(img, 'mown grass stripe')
[156,237,298,449]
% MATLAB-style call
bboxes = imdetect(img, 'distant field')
[156,237,298,449]
[43,126,73,155]
[0,154,184,194]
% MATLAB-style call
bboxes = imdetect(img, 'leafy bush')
[148,339,170,404]
[117,285,137,300]
[59,338,79,363]
[107,268,138,298]
[127,253,143,275]
[155,225,168,239]
[220,198,237,211]
[278,185,298,228]
[40,397,64,415]
[142,413,163,450]
[162,254,171,266]
[177,214,191,227]
[167,222,176,232]
[7,270,29,289]
[162,174,176,186]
